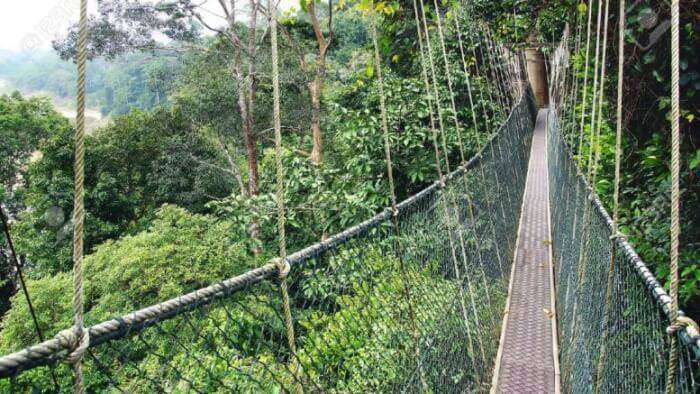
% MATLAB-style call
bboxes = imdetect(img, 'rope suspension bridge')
[0,0,698,392]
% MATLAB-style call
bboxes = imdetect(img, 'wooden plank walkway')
[491,109,560,393]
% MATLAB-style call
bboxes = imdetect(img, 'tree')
[0,93,69,194]
[54,0,269,252]
[13,107,233,275]
[280,0,334,165]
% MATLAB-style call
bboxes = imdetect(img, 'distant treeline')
[0,50,181,116]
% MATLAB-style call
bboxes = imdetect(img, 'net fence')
[0,92,536,392]
[548,109,700,393]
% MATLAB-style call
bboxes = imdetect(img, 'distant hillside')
[0,49,182,117]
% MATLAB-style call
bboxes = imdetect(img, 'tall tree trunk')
[309,74,324,165]
[306,0,331,166]
[226,0,262,255]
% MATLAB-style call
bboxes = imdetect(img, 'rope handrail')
[0,89,534,380]
[0,263,278,377]
[547,108,700,358]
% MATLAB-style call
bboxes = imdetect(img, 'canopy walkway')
[492,109,559,392]
[1,0,699,393]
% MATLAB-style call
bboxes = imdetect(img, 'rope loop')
[666,316,700,337]
[271,257,291,280]
[56,327,90,364]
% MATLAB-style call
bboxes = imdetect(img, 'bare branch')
[217,0,231,18]
[192,12,227,36]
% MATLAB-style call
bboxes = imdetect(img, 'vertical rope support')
[585,0,604,180]
[589,0,610,185]
[576,0,595,166]
[369,5,429,391]
[665,0,681,391]
[450,9,510,278]
[430,0,465,164]
[458,9,516,264]
[269,1,302,391]
[566,0,604,382]
[409,0,481,379]
[412,0,490,380]
[70,0,90,392]
[595,1,624,390]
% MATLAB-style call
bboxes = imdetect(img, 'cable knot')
[55,326,90,364]
[272,257,291,280]
[666,316,700,337]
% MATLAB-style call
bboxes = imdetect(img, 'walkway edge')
[545,111,562,394]
[489,122,535,393]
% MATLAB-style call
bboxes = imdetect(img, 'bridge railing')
[0,91,537,391]
[547,108,700,393]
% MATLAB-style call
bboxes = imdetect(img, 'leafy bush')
[1,205,255,353]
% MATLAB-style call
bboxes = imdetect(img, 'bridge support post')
[525,48,549,107]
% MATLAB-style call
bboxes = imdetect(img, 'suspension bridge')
[0,0,699,392]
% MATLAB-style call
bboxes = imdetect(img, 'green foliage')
[470,0,577,44]
[565,1,700,313]
[1,205,254,353]
[12,107,233,275]
[0,92,69,192]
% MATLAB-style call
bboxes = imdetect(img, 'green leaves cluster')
[12,105,233,275]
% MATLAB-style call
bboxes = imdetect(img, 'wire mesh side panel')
[547,111,699,393]
[1,96,535,393]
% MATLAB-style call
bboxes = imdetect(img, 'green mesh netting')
[548,109,700,393]
[0,93,536,392]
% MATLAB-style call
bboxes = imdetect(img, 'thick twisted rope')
[0,263,277,377]
[369,4,429,390]
[69,0,90,392]
[595,1,624,390]
[268,0,302,392]
[0,93,524,379]
[665,0,681,391]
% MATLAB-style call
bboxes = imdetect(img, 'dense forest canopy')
[0,0,698,389]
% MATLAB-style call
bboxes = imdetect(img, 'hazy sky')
[0,0,297,52]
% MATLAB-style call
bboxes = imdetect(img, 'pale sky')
[0,0,297,52]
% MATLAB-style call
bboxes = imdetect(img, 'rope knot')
[56,326,90,364]
[609,231,626,241]
[391,207,399,218]
[666,316,700,337]
[272,257,291,280]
